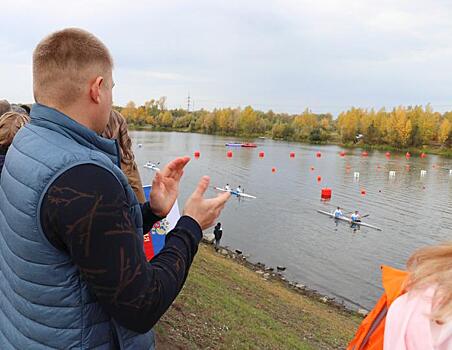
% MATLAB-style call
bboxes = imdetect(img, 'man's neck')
[40,101,95,132]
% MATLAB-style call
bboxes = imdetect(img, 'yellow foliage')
[439,119,451,145]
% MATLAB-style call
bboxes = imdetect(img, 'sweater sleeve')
[40,163,202,333]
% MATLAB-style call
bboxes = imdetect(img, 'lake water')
[131,131,452,310]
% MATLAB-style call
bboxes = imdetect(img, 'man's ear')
[90,76,104,104]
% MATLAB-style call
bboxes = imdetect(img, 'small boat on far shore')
[225,142,257,148]
[241,143,257,148]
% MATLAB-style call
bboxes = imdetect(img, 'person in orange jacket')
[384,242,451,349]
[348,241,452,350]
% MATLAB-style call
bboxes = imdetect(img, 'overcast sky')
[1,0,452,115]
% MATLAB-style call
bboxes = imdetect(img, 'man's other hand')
[183,176,230,230]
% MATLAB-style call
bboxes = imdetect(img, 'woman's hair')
[0,112,30,148]
[405,241,452,322]
[102,109,134,165]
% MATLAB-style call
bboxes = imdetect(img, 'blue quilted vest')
[0,104,155,349]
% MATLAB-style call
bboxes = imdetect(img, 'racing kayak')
[316,210,382,231]
[214,187,257,199]
[144,162,160,171]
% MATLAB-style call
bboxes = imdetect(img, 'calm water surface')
[131,131,452,310]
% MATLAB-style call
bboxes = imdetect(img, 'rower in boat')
[351,211,361,223]
[316,209,381,231]
[333,207,343,219]
[213,186,256,199]
[225,184,231,191]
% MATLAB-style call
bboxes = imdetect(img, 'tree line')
[116,98,452,149]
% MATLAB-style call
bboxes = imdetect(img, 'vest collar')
[30,103,120,167]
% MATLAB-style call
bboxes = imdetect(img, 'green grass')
[154,244,362,349]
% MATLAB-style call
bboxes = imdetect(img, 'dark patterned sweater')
[40,164,202,333]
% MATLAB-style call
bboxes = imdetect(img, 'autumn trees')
[336,105,450,148]
[118,98,451,149]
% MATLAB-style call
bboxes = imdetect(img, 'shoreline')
[155,242,363,349]
[203,240,369,318]
[129,126,452,158]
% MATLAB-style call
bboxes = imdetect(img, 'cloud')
[1,0,452,114]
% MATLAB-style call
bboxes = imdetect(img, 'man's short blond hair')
[33,28,113,106]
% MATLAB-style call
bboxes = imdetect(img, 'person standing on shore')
[0,28,230,349]
[214,222,223,250]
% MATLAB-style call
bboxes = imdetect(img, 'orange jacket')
[347,265,408,350]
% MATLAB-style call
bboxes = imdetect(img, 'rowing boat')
[214,187,257,199]
[225,143,242,147]
[316,210,382,231]
[144,162,160,171]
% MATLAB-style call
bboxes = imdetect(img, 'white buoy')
[389,171,396,177]
[138,143,142,148]
[449,169,452,175]
[420,170,427,176]
[354,172,360,179]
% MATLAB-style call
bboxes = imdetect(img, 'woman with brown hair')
[0,111,30,176]
[384,242,452,349]
[102,109,146,203]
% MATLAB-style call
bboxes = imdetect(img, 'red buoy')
[420,153,426,158]
[317,176,322,183]
[406,152,411,159]
[361,189,366,196]
[362,151,369,157]
[194,151,200,158]
[310,166,315,171]
[290,152,295,158]
[259,151,265,158]
[271,167,276,173]
[339,151,346,157]
[227,150,233,158]
[385,152,391,157]
[316,152,321,158]
[321,188,332,201]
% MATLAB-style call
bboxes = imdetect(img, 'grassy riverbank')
[154,244,362,349]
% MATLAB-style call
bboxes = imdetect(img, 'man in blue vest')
[0,28,230,349]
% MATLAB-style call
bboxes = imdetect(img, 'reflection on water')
[131,131,452,309]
